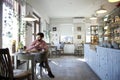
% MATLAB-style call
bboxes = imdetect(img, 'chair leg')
[40,66,43,78]
[39,62,43,78]
[27,75,31,80]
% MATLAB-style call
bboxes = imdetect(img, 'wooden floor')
[35,55,101,80]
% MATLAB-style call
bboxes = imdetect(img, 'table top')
[13,51,44,55]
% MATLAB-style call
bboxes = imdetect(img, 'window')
[2,1,18,53]
[32,12,41,40]
[60,35,73,43]
[2,0,26,53]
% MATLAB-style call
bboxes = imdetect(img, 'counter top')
[85,43,120,51]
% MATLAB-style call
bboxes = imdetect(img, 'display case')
[90,25,99,45]
[109,21,120,43]
[102,21,110,41]
[103,7,120,44]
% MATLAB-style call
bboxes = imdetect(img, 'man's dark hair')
[37,32,44,38]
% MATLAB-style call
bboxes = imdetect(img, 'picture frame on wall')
[77,35,81,39]
[53,27,57,31]
[77,26,81,31]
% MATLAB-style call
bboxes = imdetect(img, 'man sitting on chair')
[26,32,55,78]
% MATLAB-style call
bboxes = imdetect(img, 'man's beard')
[38,39,41,42]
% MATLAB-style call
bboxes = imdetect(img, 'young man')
[26,32,55,78]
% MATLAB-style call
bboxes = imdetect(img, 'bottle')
[12,40,16,53]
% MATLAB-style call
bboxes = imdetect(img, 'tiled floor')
[35,55,101,80]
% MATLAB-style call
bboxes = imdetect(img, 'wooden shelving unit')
[103,7,120,44]
[90,25,99,45]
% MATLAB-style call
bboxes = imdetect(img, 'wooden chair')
[35,51,48,78]
[49,46,58,57]
[0,48,31,80]
[74,44,83,56]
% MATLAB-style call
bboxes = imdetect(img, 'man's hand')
[25,50,30,53]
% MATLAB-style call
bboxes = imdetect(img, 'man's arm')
[26,40,38,51]
[42,41,49,52]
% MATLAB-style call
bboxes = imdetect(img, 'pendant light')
[23,12,36,21]
[108,0,120,2]
[96,5,107,14]
[90,14,97,20]
[22,1,36,21]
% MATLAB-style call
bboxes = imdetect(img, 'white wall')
[0,1,2,48]
[25,24,33,47]
[59,24,74,35]
[85,23,91,43]
[50,18,87,44]
[50,18,74,44]
[73,23,86,44]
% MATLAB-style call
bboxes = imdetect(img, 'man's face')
[37,35,42,41]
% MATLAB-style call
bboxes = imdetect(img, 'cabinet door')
[111,51,120,80]
[99,48,108,80]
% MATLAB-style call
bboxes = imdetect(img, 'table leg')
[31,58,37,80]
[31,59,35,80]
[14,55,17,69]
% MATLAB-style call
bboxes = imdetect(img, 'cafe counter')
[64,43,74,54]
[84,44,120,80]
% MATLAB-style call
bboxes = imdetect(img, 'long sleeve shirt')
[26,39,48,51]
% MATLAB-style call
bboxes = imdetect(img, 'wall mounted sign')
[77,26,81,31]
[53,27,57,31]
[77,35,81,39]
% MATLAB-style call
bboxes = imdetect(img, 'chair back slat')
[0,48,13,80]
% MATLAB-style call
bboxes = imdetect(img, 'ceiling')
[28,0,118,18]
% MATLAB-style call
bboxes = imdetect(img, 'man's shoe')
[48,71,55,78]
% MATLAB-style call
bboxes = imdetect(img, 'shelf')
[102,7,120,44]
[90,25,99,44]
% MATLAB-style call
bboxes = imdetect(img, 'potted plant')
[18,41,24,52]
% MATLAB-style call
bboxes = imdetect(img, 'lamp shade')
[96,6,107,14]
[90,15,97,20]
[23,12,36,21]
[108,0,120,2]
